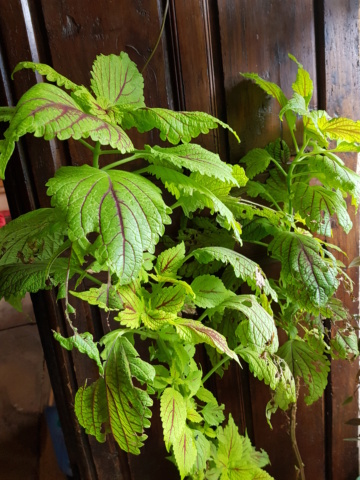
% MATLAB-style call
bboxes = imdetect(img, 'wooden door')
[0,1,359,478]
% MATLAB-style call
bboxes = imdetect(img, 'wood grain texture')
[217,2,327,479]
[323,1,360,479]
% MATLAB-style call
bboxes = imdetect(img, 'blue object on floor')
[45,406,73,477]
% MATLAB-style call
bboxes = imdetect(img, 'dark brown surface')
[0,1,359,479]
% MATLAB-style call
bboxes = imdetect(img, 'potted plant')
[0,52,358,479]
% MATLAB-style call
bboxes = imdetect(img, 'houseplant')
[0,52,358,479]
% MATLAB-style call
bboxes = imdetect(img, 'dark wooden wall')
[0,1,359,479]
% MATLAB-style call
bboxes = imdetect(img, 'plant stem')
[291,378,306,480]
[141,0,170,73]
[93,141,101,168]
[270,157,288,178]
[102,153,142,171]
[202,355,229,384]
[99,149,124,155]
[78,138,95,152]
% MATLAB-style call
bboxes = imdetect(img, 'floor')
[0,295,67,480]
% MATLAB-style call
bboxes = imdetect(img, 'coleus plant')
[0,52,282,479]
[0,51,357,480]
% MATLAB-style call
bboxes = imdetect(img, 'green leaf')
[241,72,296,132]
[104,336,154,454]
[90,53,145,109]
[237,348,295,410]
[279,92,308,120]
[196,386,218,405]
[70,284,123,312]
[308,154,360,208]
[211,295,278,353]
[47,165,171,284]
[201,402,225,427]
[155,242,186,278]
[145,166,242,243]
[173,426,197,479]
[265,138,290,164]
[330,330,359,359]
[191,246,277,301]
[0,106,15,122]
[0,258,70,300]
[120,107,239,145]
[13,61,79,91]
[142,144,237,184]
[241,73,287,107]
[213,414,273,480]
[191,274,234,308]
[53,331,103,375]
[268,231,338,308]
[141,308,176,330]
[172,318,240,365]
[75,378,109,443]
[191,430,211,475]
[160,387,187,450]
[115,284,144,328]
[0,83,133,178]
[150,285,186,313]
[320,117,360,143]
[292,183,352,236]
[290,55,313,106]
[241,148,273,179]
[278,335,330,404]
[0,208,66,266]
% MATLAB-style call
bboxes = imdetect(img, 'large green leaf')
[210,295,278,353]
[268,231,338,308]
[120,107,239,145]
[0,258,70,300]
[278,335,330,404]
[308,154,360,208]
[237,347,295,410]
[190,246,277,301]
[172,318,240,364]
[0,83,133,178]
[142,144,236,184]
[160,387,187,450]
[145,166,242,242]
[47,165,171,284]
[90,53,145,109]
[104,336,155,454]
[191,274,234,308]
[0,208,66,266]
[319,117,360,143]
[13,61,79,91]
[292,182,352,236]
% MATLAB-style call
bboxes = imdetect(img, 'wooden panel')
[323,1,360,479]
[217,2,326,479]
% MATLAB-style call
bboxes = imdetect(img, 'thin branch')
[141,0,170,73]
